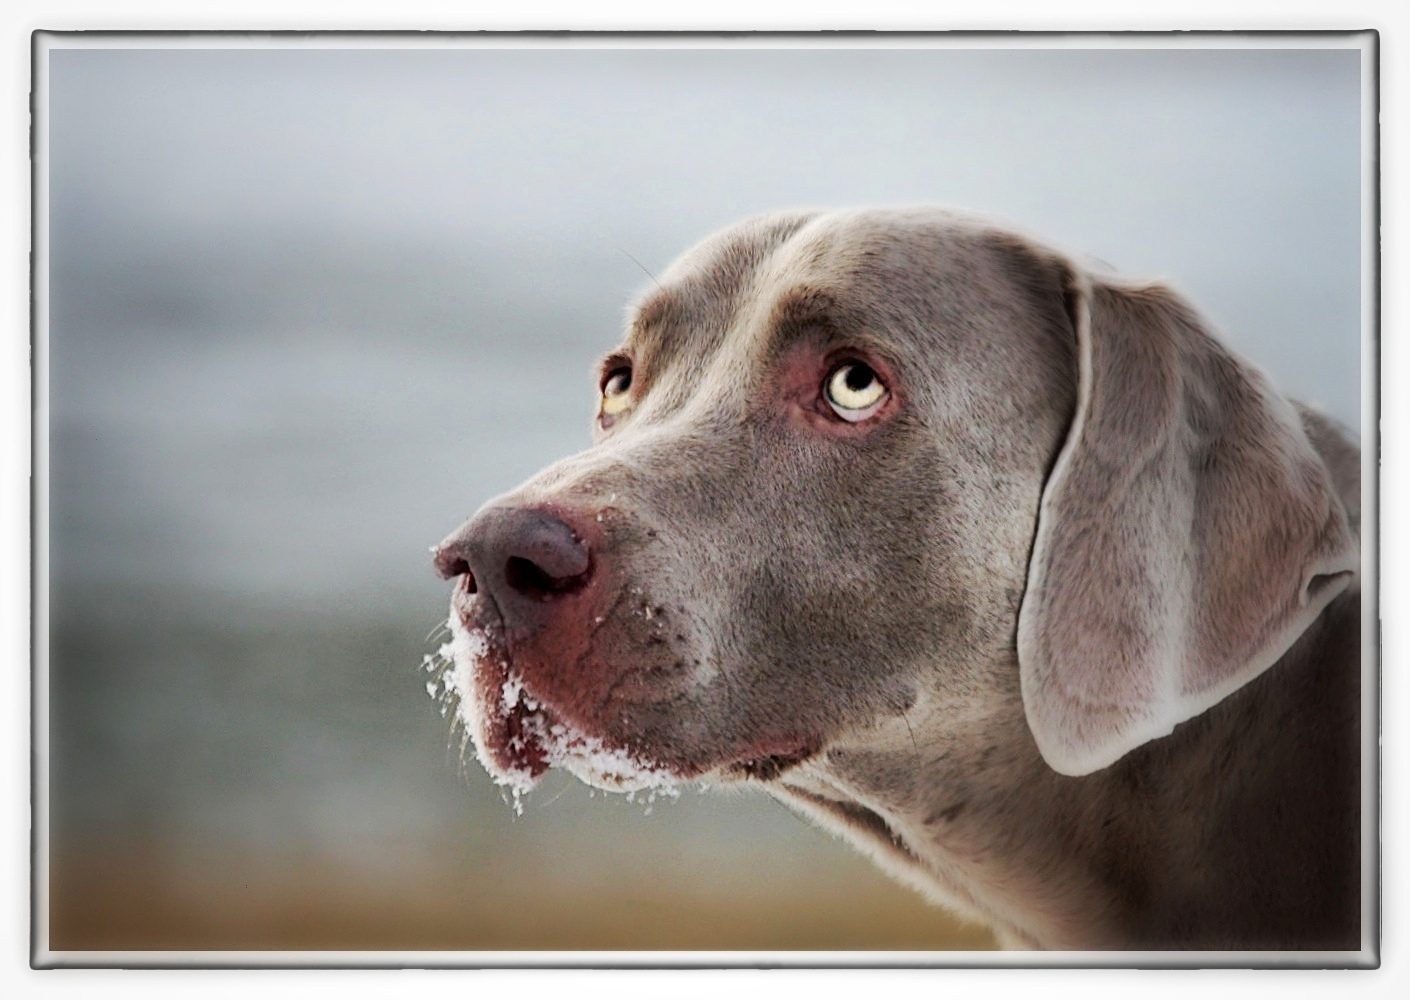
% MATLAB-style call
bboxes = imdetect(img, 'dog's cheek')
[653,437,959,744]
[588,600,707,713]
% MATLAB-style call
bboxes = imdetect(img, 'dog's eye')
[601,366,634,416]
[824,362,887,422]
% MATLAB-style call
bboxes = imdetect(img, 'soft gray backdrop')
[42,39,1365,951]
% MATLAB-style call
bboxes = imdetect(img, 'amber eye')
[601,366,634,416]
[824,361,887,422]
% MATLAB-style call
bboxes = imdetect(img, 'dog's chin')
[435,602,687,798]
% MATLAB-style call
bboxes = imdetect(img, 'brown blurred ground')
[47,838,997,953]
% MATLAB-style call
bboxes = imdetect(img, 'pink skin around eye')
[777,347,899,436]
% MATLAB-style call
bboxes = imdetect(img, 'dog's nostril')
[446,557,471,578]
[433,543,474,581]
[504,555,586,598]
[506,557,552,596]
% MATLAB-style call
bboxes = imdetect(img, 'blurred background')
[40,37,1365,955]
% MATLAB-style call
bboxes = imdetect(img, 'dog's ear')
[1016,269,1358,776]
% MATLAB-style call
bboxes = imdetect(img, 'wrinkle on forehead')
[757,284,876,359]
[622,211,820,368]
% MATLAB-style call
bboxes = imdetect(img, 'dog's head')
[430,207,1357,799]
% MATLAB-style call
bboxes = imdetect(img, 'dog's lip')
[488,653,816,790]
[447,583,819,790]
[504,674,693,792]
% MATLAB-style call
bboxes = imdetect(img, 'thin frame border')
[28,26,1382,971]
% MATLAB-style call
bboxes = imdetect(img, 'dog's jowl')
[429,207,1361,951]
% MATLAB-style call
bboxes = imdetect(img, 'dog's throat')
[776,782,921,867]
[728,749,815,782]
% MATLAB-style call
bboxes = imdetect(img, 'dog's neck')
[771,588,1361,950]
[773,698,1127,949]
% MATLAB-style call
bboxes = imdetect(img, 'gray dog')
[430,207,1362,951]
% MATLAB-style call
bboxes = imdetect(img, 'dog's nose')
[434,507,593,617]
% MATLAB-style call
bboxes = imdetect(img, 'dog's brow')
[629,290,681,340]
[625,288,714,381]
[765,287,855,348]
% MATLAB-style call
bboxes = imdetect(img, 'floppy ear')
[1017,269,1358,776]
